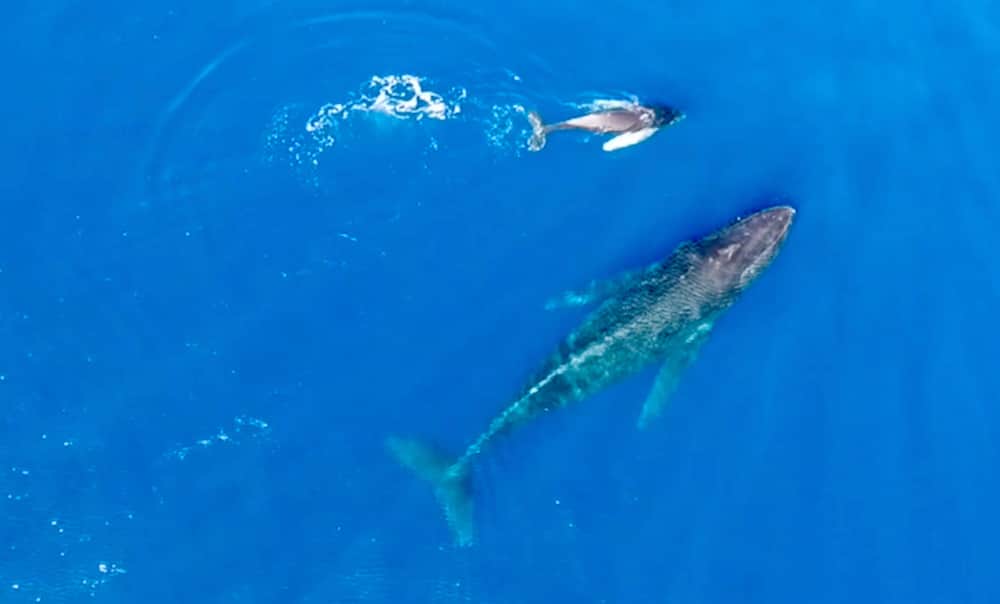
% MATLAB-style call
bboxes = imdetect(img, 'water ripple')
[142,8,553,207]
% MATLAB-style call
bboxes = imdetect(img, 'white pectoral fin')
[602,128,658,152]
[637,321,714,429]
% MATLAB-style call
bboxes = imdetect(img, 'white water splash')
[484,103,532,152]
[265,74,467,175]
[78,560,128,598]
[583,96,642,112]
[307,74,465,132]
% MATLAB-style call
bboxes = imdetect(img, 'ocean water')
[2,0,998,602]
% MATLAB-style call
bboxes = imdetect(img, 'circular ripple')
[142,8,554,208]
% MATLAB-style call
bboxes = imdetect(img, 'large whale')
[527,102,684,152]
[388,206,795,546]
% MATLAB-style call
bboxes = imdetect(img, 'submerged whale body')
[387,206,796,546]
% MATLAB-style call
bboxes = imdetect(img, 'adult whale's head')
[690,206,796,297]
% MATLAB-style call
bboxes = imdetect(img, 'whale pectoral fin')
[544,284,604,310]
[545,262,660,310]
[602,127,658,152]
[638,321,714,429]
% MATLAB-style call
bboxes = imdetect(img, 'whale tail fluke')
[386,436,475,547]
[527,111,547,151]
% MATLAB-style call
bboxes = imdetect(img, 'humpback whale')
[527,102,683,152]
[388,206,795,546]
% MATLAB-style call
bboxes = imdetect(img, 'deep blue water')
[2,0,999,602]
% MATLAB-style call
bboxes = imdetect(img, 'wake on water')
[267,73,661,172]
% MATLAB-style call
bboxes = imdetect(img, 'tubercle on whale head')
[695,206,796,293]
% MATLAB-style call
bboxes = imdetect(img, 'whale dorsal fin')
[602,127,658,152]
[637,320,714,428]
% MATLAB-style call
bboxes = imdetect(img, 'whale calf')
[388,206,795,545]
[527,102,683,152]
